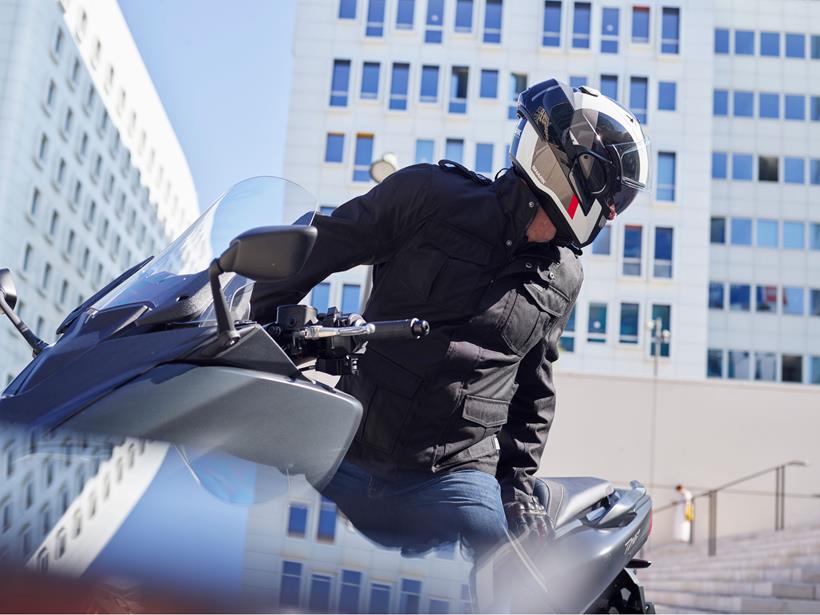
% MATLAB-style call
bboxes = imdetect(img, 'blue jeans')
[321,460,509,558]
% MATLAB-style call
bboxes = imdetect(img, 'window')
[729,284,751,311]
[312,283,330,312]
[650,304,671,358]
[340,571,362,613]
[656,152,676,201]
[735,30,754,55]
[619,303,639,344]
[366,0,386,36]
[658,81,676,111]
[757,219,778,247]
[280,561,302,609]
[339,0,356,18]
[812,96,820,121]
[591,225,611,255]
[759,93,779,118]
[455,0,473,32]
[309,575,333,612]
[543,1,562,46]
[37,133,49,164]
[559,306,576,352]
[760,31,780,56]
[430,599,450,614]
[479,69,498,98]
[784,157,805,184]
[783,287,804,315]
[732,153,753,181]
[400,579,422,614]
[653,227,673,277]
[783,221,805,249]
[21,526,32,558]
[396,0,414,28]
[361,62,380,99]
[29,187,41,218]
[755,353,777,381]
[45,80,57,111]
[758,156,778,182]
[632,6,649,43]
[341,284,361,313]
[370,583,392,613]
[714,28,729,53]
[811,224,820,250]
[813,34,820,59]
[782,354,803,383]
[70,57,81,86]
[445,138,464,164]
[49,211,59,237]
[712,152,728,179]
[53,27,65,57]
[813,357,820,385]
[812,160,820,185]
[42,263,52,291]
[287,503,308,537]
[389,63,410,110]
[483,0,502,43]
[660,7,679,53]
[415,139,435,163]
[734,91,754,117]
[475,143,494,174]
[707,349,724,378]
[756,285,778,312]
[330,59,351,107]
[420,65,439,102]
[572,2,591,48]
[784,94,805,120]
[353,134,374,181]
[623,225,642,275]
[629,77,648,124]
[600,74,618,100]
[587,302,607,343]
[713,89,729,116]
[786,33,805,58]
[600,7,619,53]
[731,218,752,245]
[63,107,74,134]
[426,0,444,43]
[22,244,33,273]
[508,73,527,119]
[317,496,337,541]
[708,282,724,309]
[325,133,344,163]
[449,66,469,113]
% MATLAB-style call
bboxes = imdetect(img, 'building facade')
[282,0,820,385]
[0,0,198,384]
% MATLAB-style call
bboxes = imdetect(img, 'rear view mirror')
[218,225,317,282]
[0,268,17,311]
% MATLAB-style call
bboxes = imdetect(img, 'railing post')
[780,465,787,531]
[689,498,696,545]
[708,490,717,557]
[775,466,781,531]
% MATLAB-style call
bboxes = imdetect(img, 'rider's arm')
[251,164,433,323]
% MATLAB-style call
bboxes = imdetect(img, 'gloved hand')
[503,499,549,538]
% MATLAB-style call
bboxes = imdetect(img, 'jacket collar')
[493,168,542,254]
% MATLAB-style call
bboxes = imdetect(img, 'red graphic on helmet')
[567,195,579,219]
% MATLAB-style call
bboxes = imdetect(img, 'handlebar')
[296,318,429,342]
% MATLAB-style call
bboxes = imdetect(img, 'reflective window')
[734,91,754,117]
[653,227,673,278]
[475,143,494,174]
[760,31,780,56]
[714,28,729,53]
[559,305,576,352]
[591,225,611,255]
[330,60,351,107]
[784,157,805,184]
[309,574,332,612]
[729,284,751,311]
[632,6,650,43]
[811,223,820,250]
[420,65,439,102]
[341,284,361,313]
[783,287,804,316]
[629,77,648,124]
[728,350,750,380]
[454,0,473,32]
[312,283,330,313]
[732,154,753,181]
[287,503,308,536]
[755,353,777,381]
[660,7,679,54]
[600,74,618,100]
[430,599,450,613]
[400,579,422,614]
[445,138,464,164]
[569,75,587,88]
[572,2,591,48]
[650,304,671,358]
[712,151,728,179]
[396,0,415,28]
[730,218,752,245]
[325,133,344,163]
[483,0,503,43]
[713,89,729,116]
[587,302,607,343]
[811,289,820,316]
[759,93,779,118]
[658,81,676,111]
[813,34,820,59]
[813,357,820,385]
[449,66,469,113]
[735,30,754,55]
[365,0,386,36]
[758,156,778,182]
[415,139,435,163]
[656,152,676,201]
[361,62,380,99]
[811,96,820,121]
[340,571,362,613]
[508,73,527,119]
[425,0,444,43]
[619,302,639,344]
[812,160,820,185]
[543,1,562,47]
[623,225,642,276]
[786,33,805,58]
[708,282,724,309]
[353,134,374,182]
[785,94,805,120]
[480,69,498,98]
[783,221,805,249]
[756,285,778,312]
[782,354,803,383]
[600,7,619,54]
[280,561,302,608]
[757,219,778,248]
[317,497,337,541]
[339,0,357,19]
[707,349,724,378]
[389,63,410,110]
[369,583,392,613]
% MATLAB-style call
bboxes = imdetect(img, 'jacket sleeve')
[251,164,433,323]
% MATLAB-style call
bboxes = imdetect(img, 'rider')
[252,78,650,556]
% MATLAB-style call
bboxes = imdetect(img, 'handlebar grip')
[367,318,430,340]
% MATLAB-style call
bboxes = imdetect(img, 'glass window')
[587,302,607,343]
[572,2,591,48]
[811,289,820,316]
[660,7,679,54]
[653,227,673,278]
[759,92,779,118]
[782,354,803,383]
[728,350,750,380]
[758,156,779,182]
[786,33,805,58]
[330,60,351,107]
[708,282,724,309]
[287,503,308,536]
[319,205,336,216]
[811,96,820,121]
[475,143,494,174]
[755,353,777,381]
[426,0,444,43]
[757,219,778,247]
[429,599,450,614]
[713,89,729,116]
[420,65,439,102]
[396,0,415,28]
[783,287,805,315]
[508,73,527,119]
[650,304,671,358]
[784,157,805,184]
[629,77,648,124]
[619,302,639,344]
[656,152,676,201]
[785,94,805,120]
[415,139,435,163]
[325,133,344,163]
[632,6,649,43]
[813,34,820,59]
[811,223,820,250]
[600,7,619,53]
[317,496,337,541]
[483,0,502,43]
[813,357,820,385]
[730,218,752,245]
[400,579,422,614]
[783,221,805,249]
[341,284,361,313]
[340,571,362,613]
[729,284,751,311]
[591,225,611,255]
[280,561,302,608]
[600,74,618,100]
[734,91,754,117]
[760,31,780,56]
[353,134,374,181]
[623,225,642,276]
[309,574,332,612]
[445,138,464,164]
[559,305,576,352]
[361,62,380,99]
[756,285,778,312]
[339,0,357,19]
[389,63,410,110]
[735,30,754,55]
[365,0,386,36]
[812,160,820,185]
[454,0,473,32]
[449,66,469,113]
[543,1,562,46]
[369,583,392,613]
[479,69,498,98]
[707,349,724,378]
[712,151,728,179]
[732,153,753,180]
[714,28,729,53]
[569,75,587,88]
[658,81,676,110]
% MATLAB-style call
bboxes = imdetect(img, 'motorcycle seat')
[533,477,614,528]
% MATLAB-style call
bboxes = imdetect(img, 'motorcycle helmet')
[510,78,651,247]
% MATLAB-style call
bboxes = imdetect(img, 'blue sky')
[118,0,296,210]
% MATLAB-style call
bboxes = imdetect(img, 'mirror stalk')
[0,292,48,356]
[207,259,240,349]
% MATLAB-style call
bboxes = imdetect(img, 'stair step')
[653,603,722,614]
[644,580,818,600]
[648,590,820,614]
[648,553,820,573]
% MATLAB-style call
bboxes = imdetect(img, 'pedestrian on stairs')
[674,484,694,543]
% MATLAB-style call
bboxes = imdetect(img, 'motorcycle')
[0,176,653,613]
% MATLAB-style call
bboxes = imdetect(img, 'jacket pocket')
[520,281,569,317]
[462,394,508,428]
[501,280,569,355]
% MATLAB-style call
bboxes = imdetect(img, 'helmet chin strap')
[511,166,580,249]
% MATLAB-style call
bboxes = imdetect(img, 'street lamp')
[647,317,671,492]
[362,154,400,305]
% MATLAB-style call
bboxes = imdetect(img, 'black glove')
[503,499,549,538]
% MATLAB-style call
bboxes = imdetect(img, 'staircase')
[639,524,820,613]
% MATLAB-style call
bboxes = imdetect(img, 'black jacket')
[252,162,583,505]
